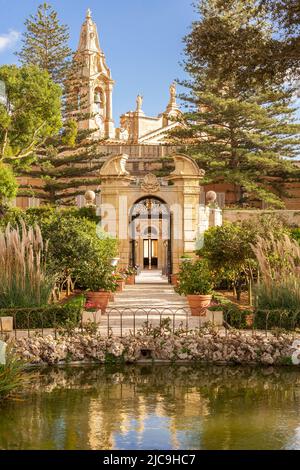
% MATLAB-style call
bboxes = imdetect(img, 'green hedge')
[253,310,300,330]
[0,303,83,329]
[209,300,249,329]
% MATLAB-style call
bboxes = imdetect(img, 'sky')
[0,0,196,126]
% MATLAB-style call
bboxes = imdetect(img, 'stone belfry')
[73,9,115,139]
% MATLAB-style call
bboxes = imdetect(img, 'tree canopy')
[17,123,106,206]
[186,0,300,91]
[0,65,62,167]
[170,0,300,207]
[17,2,72,85]
[0,163,18,201]
[170,86,300,207]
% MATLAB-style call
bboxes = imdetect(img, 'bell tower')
[73,9,115,139]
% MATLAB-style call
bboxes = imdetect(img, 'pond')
[1,365,300,450]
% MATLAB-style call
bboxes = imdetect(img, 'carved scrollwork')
[141,173,160,193]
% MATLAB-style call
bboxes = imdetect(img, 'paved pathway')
[111,271,188,309]
[135,270,169,285]
[4,271,223,339]
[99,270,216,335]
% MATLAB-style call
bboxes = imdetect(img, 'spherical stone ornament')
[206,191,217,204]
[84,190,96,205]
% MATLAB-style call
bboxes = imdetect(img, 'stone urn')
[110,257,120,268]
[86,291,111,314]
[187,294,212,316]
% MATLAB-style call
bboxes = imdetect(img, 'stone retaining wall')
[223,209,300,227]
[11,329,299,366]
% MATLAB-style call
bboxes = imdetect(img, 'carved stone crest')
[141,173,160,193]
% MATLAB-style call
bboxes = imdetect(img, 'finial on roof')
[136,94,143,111]
[86,8,92,19]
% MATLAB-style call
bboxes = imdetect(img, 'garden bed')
[0,295,85,329]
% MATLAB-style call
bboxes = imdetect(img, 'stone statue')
[100,154,130,177]
[136,94,143,111]
[170,82,176,101]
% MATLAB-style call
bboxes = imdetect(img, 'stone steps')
[111,282,189,310]
[84,271,223,333]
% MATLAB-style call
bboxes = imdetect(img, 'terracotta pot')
[125,274,135,285]
[187,294,212,316]
[86,291,110,313]
[116,279,125,292]
[170,274,179,286]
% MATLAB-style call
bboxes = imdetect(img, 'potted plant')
[83,300,101,324]
[81,263,117,313]
[114,273,125,292]
[123,266,137,285]
[176,259,213,316]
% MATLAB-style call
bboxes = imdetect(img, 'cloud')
[0,30,20,52]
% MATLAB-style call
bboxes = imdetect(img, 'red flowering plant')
[84,300,99,312]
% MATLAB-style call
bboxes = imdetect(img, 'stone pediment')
[169,154,205,178]
[100,154,130,177]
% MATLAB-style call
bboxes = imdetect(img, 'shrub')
[199,215,288,300]
[253,309,300,330]
[176,259,213,296]
[0,163,18,201]
[0,301,83,329]
[251,234,300,329]
[0,221,54,308]
[79,263,117,292]
[0,353,25,401]
[290,228,300,245]
[0,207,118,292]
[209,298,249,329]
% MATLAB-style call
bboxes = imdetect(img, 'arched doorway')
[129,197,172,280]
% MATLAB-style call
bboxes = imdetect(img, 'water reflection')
[1,365,300,450]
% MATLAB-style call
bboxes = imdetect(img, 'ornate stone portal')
[99,153,214,274]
